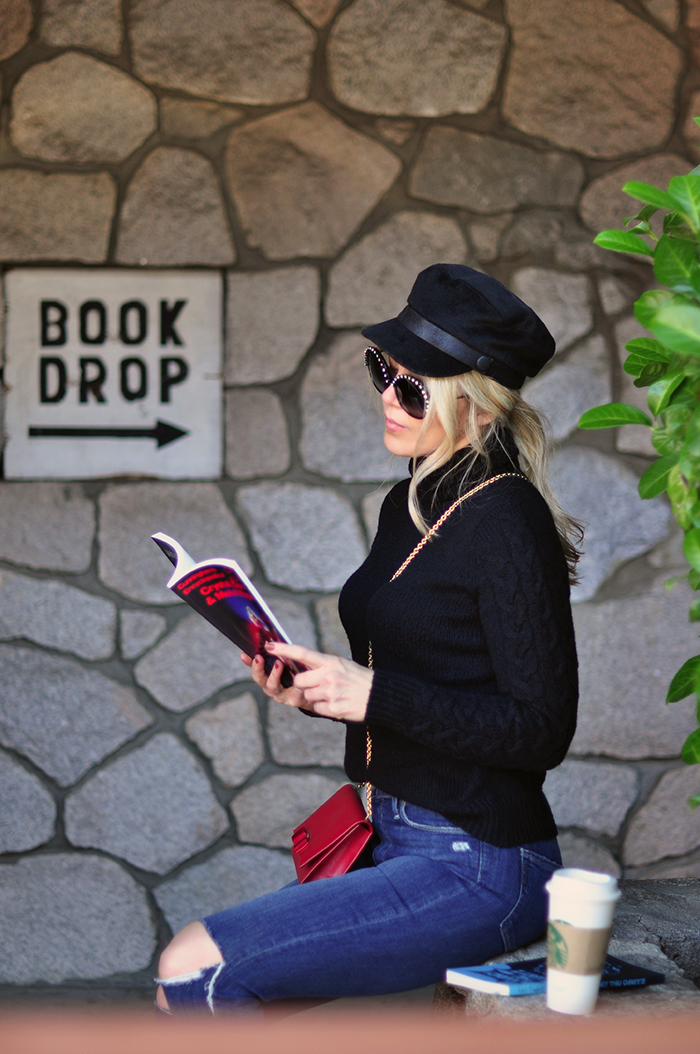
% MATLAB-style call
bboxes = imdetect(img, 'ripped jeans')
[158,789,561,1013]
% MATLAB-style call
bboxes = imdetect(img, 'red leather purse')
[291,784,375,884]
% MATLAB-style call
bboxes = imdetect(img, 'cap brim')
[361,318,468,378]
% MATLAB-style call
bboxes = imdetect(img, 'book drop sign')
[3,269,222,479]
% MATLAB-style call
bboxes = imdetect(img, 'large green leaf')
[653,234,700,290]
[638,455,676,498]
[681,728,700,764]
[667,654,700,701]
[668,174,700,231]
[634,289,674,328]
[649,299,700,355]
[578,403,652,429]
[623,180,676,211]
[633,362,668,387]
[593,229,654,257]
[646,372,685,415]
[685,528,700,572]
[623,339,671,377]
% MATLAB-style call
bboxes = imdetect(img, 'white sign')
[3,269,222,480]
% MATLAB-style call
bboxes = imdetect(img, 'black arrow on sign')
[28,420,189,448]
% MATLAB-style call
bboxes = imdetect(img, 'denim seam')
[397,800,465,833]
[498,847,527,953]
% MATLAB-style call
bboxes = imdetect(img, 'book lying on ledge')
[445,955,665,997]
[152,533,306,689]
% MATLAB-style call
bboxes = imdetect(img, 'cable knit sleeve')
[364,485,578,771]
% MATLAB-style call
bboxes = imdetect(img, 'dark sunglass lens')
[395,377,426,419]
[365,348,389,393]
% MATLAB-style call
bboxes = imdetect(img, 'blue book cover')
[445,955,665,997]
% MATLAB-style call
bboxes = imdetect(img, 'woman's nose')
[381,382,400,410]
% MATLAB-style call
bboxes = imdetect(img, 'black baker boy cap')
[362,263,555,390]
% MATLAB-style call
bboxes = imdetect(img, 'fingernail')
[264,642,276,650]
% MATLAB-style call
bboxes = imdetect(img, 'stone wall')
[1,0,700,998]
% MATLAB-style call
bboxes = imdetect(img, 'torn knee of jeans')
[157,967,210,986]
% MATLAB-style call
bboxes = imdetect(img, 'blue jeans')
[159,789,560,1013]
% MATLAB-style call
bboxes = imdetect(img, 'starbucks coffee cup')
[545,868,620,1015]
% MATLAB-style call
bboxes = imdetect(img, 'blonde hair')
[407,370,582,583]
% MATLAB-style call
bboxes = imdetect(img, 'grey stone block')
[468,213,513,263]
[0,482,94,571]
[41,0,123,52]
[552,447,670,601]
[0,853,156,983]
[0,0,32,61]
[130,0,314,105]
[224,102,400,260]
[135,613,249,712]
[624,768,700,867]
[237,482,367,591]
[500,209,610,270]
[613,879,700,988]
[409,127,584,214]
[154,845,296,936]
[580,154,688,234]
[119,609,167,660]
[225,267,320,385]
[0,170,115,262]
[0,644,151,786]
[614,316,656,457]
[98,481,251,604]
[557,831,621,878]
[10,53,155,163]
[0,751,56,853]
[116,147,235,266]
[0,569,116,660]
[300,332,409,483]
[641,0,680,32]
[232,772,346,847]
[224,389,290,478]
[315,593,352,659]
[571,577,700,759]
[599,275,637,316]
[545,759,638,835]
[326,211,468,328]
[510,269,593,353]
[185,692,264,787]
[502,0,682,158]
[268,705,346,767]
[524,335,611,442]
[328,0,506,116]
[65,733,229,874]
[160,97,243,139]
[271,597,318,651]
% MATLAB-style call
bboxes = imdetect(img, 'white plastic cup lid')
[545,868,620,903]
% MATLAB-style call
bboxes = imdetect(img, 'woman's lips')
[384,416,406,432]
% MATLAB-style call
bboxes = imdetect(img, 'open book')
[152,533,306,688]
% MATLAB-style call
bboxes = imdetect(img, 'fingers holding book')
[264,642,373,723]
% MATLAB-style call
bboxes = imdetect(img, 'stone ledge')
[437,879,700,1018]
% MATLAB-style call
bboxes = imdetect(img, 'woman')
[156,263,580,1013]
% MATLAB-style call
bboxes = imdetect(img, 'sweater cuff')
[366,668,424,731]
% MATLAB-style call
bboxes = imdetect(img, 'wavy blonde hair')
[406,370,583,583]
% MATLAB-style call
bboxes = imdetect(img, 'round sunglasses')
[364,347,430,420]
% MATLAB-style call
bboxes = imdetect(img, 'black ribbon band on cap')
[397,305,493,374]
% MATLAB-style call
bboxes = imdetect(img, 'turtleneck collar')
[411,430,521,511]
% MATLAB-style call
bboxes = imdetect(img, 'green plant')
[578,148,700,808]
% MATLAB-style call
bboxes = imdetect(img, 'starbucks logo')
[547,921,569,968]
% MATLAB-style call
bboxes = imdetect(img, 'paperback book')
[152,532,306,688]
[445,954,665,997]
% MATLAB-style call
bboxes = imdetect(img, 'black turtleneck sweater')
[337,442,578,848]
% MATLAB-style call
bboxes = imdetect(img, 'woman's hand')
[242,642,373,722]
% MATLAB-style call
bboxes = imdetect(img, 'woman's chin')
[383,431,414,458]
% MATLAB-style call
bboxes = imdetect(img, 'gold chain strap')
[362,472,522,822]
